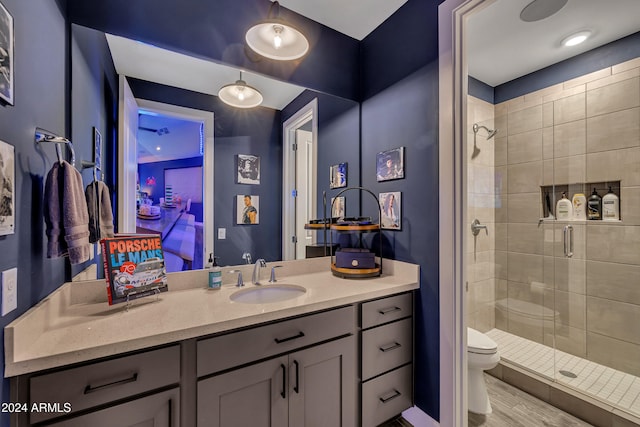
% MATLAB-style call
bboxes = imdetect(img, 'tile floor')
[487,328,640,419]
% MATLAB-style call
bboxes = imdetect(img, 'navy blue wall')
[361,0,442,420]
[138,156,205,222]
[66,0,360,101]
[129,79,282,266]
[0,1,70,424]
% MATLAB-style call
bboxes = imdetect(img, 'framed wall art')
[379,191,401,230]
[237,195,259,224]
[330,162,347,189]
[0,1,13,105]
[0,139,14,235]
[331,196,345,219]
[376,147,404,182]
[237,154,260,184]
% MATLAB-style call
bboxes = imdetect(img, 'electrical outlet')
[218,228,226,240]
[2,267,17,316]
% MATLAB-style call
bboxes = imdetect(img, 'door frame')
[282,98,318,261]
[118,94,215,267]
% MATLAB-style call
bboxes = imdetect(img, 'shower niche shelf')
[540,180,621,221]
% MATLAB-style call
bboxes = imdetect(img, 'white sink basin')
[230,284,306,304]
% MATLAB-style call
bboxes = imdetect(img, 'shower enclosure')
[466,57,640,421]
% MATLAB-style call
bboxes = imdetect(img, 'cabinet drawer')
[362,317,412,380]
[362,364,413,427]
[361,293,412,329]
[197,305,355,377]
[29,345,180,424]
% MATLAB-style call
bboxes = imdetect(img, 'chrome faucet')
[252,258,267,285]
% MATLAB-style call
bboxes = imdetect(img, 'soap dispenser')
[587,188,602,220]
[207,254,222,290]
[556,192,573,220]
[602,187,620,221]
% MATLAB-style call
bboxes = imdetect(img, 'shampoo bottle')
[208,254,222,289]
[556,192,573,220]
[602,187,620,221]
[572,193,587,220]
[587,188,602,220]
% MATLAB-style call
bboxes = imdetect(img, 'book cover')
[100,234,169,305]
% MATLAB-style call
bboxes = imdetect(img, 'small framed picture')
[237,195,259,224]
[379,191,401,230]
[0,139,14,235]
[0,1,14,105]
[331,196,345,219]
[330,162,347,189]
[93,127,102,170]
[237,154,260,184]
[376,147,404,182]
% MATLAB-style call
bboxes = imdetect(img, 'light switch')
[2,267,17,316]
[218,228,226,240]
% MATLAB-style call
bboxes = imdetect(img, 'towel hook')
[35,127,76,167]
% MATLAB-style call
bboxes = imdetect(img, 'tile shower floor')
[487,328,640,418]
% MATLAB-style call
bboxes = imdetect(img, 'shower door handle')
[563,225,573,258]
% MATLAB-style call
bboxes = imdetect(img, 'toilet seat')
[468,327,498,355]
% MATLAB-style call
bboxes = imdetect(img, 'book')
[100,234,169,305]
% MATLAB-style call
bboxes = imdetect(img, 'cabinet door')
[197,356,288,427]
[288,335,356,427]
[48,387,179,427]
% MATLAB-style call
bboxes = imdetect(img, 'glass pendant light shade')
[218,72,263,108]
[245,2,309,61]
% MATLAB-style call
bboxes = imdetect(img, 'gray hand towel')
[86,180,114,243]
[44,161,91,264]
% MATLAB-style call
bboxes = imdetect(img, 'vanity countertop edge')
[4,257,419,377]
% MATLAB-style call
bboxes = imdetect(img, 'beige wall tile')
[469,163,495,194]
[587,296,640,345]
[586,260,640,305]
[495,192,508,224]
[564,68,611,89]
[554,257,586,294]
[586,77,640,117]
[551,224,586,259]
[554,120,586,158]
[468,251,495,283]
[586,107,640,154]
[507,95,543,114]
[508,105,543,136]
[587,332,640,377]
[620,186,640,225]
[586,147,640,186]
[495,112,508,138]
[495,251,508,280]
[508,161,542,193]
[494,136,507,166]
[469,277,495,307]
[495,223,508,250]
[586,224,640,265]
[468,192,496,224]
[527,83,563,104]
[495,102,508,121]
[553,154,586,186]
[508,129,543,164]
[507,192,543,223]
[553,290,586,330]
[588,68,640,91]
[468,132,495,167]
[542,127,554,160]
[553,324,587,358]
[543,101,554,128]
[553,92,586,125]
[543,84,585,104]
[474,304,496,333]
[612,57,640,74]
[507,252,544,284]
[507,223,545,254]
[505,281,545,343]
[542,159,553,186]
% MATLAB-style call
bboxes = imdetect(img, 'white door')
[294,129,315,259]
[117,75,139,233]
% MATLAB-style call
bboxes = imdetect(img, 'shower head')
[473,123,498,140]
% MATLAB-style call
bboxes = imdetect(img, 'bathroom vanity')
[4,257,418,426]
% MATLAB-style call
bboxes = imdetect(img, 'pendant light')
[218,71,263,108]
[245,1,309,61]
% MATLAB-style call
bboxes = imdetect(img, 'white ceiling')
[467,0,640,87]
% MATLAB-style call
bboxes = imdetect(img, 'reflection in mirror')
[70,24,361,281]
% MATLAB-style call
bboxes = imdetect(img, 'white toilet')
[467,327,500,414]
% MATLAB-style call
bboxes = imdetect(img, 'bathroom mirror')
[70,23,361,280]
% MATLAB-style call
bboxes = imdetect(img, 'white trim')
[282,98,318,261]
[125,98,215,267]
[117,75,139,234]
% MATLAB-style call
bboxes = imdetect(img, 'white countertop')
[4,257,419,377]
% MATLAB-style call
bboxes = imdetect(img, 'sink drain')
[559,370,577,378]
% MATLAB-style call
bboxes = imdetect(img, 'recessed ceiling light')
[156,146,161,151]
[520,0,568,22]
[562,30,592,47]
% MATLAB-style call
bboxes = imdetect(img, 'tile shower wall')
[494,57,640,377]
[466,96,497,332]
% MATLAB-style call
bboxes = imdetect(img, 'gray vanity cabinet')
[197,335,356,427]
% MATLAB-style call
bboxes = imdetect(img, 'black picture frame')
[376,147,405,182]
[0,1,14,105]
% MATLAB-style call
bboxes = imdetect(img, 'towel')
[44,161,91,264]
[85,180,115,243]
